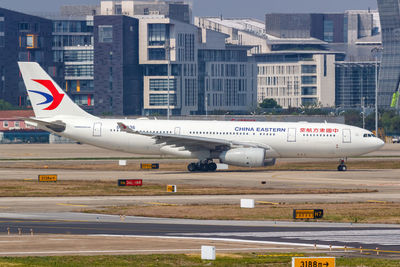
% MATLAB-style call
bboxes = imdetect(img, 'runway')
[0,213,399,254]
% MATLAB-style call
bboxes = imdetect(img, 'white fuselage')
[44,116,384,160]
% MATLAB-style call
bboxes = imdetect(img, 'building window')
[302,76,316,85]
[301,65,316,74]
[0,16,4,31]
[149,94,177,106]
[115,4,122,15]
[26,34,38,49]
[65,65,94,77]
[323,20,334,42]
[0,66,4,92]
[64,50,93,62]
[73,94,93,106]
[15,121,20,128]
[301,87,317,95]
[149,79,177,91]
[148,48,165,60]
[302,97,317,106]
[148,24,169,46]
[3,121,8,128]
[99,25,113,43]
[18,22,30,31]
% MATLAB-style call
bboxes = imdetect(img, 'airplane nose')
[376,138,385,148]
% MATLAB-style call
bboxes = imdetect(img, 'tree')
[259,98,281,109]
[0,99,16,110]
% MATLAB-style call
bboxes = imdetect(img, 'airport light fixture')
[165,42,174,120]
[371,47,382,136]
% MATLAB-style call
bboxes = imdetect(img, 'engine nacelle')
[219,148,275,167]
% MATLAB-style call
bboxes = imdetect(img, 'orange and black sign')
[38,175,57,182]
[293,209,324,219]
[140,163,159,169]
[118,179,142,186]
[292,257,335,267]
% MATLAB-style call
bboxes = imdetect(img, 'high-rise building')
[198,29,256,114]
[52,16,95,113]
[377,0,400,109]
[138,17,198,116]
[0,8,53,107]
[93,15,142,116]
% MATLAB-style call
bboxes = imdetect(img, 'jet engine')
[219,148,276,167]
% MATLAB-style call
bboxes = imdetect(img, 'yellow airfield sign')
[38,174,57,182]
[292,257,335,267]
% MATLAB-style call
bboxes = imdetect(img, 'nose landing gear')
[187,160,217,172]
[337,159,347,171]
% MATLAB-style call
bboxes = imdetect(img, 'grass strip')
[0,254,399,267]
[0,180,375,197]
[84,202,400,224]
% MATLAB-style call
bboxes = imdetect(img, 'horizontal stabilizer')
[22,117,66,133]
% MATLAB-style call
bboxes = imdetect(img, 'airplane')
[18,62,384,172]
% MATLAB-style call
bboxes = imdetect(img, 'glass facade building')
[377,0,400,109]
[335,62,378,108]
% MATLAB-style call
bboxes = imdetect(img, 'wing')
[117,122,271,152]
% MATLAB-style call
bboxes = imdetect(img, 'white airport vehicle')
[18,62,384,172]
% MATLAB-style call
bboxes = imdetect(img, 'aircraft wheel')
[337,165,347,171]
[200,163,209,172]
[208,162,217,172]
[187,163,197,172]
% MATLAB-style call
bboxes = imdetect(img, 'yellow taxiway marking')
[256,201,279,205]
[57,203,89,207]
[145,202,178,206]
[367,200,388,204]
[258,254,305,257]
[23,178,35,181]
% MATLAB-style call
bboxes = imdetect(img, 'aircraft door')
[174,127,181,135]
[342,129,351,143]
[287,128,296,142]
[93,122,102,137]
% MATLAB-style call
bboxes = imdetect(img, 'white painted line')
[91,235,343,249]
[0,249,200,255]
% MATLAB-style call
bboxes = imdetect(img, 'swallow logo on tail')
[29,79,64,110]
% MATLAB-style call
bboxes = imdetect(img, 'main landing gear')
[337,159,347,172]
[187,160,217,172]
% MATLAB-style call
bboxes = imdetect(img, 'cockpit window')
[363,133,375,138]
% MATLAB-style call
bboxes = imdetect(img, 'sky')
[1,0,378,19]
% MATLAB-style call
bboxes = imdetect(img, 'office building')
[335,62,378,108]
[377,0,400,109]
[254,52,337,108]
[52,16,95,113]
[198,29,257,114]
[138,17,198,115]
[100,0,192,23]
[0,8,53,107]
[94,15,142,116]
